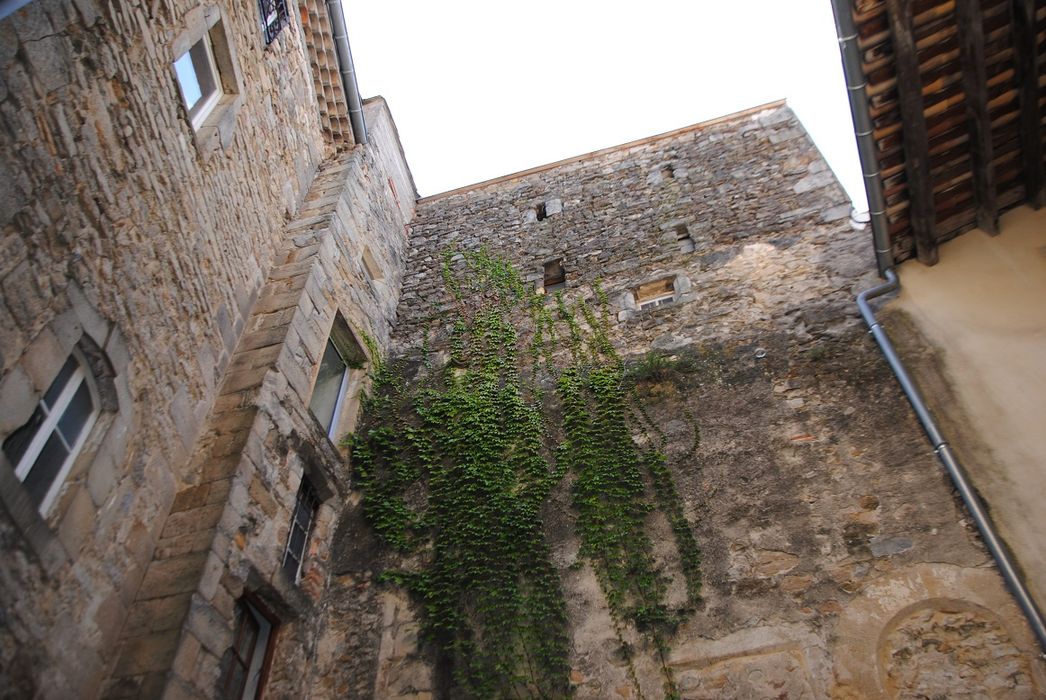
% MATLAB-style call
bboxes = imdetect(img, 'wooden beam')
[955,0,999,234]
[887,0,939,264]
[1011,0,1043,208]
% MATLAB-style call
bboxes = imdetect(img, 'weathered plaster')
[890,205,1046,607]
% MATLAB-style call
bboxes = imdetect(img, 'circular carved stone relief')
[881,605,1035,699]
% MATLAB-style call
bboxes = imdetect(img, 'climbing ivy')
[350,251,702,699]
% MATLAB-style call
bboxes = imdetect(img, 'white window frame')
[638,292,675,311]
[326,358,351,440]
[7,350,99,515]
[174,34,222,130]
[634,277,677,312]
[281,479,319,583]
[308,318,368,442]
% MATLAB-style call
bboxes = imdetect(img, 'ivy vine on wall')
[349,250,702,699]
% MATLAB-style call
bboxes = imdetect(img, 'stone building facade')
[0,0,414,695]
[1,0,1043,698]
[338,103,1046,698]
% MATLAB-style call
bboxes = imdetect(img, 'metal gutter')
[832,0,1046,653]
[324,0,368,145]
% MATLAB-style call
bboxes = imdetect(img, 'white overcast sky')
[344,0,867,210]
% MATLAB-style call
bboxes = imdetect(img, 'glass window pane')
[236,613,259,659]
[293,498,313,529]
[43,357,77,407]
[309,340,347,431]
[22,432,69,507]
[189,39,217,102]
[289,523,306,556]
[282,550,301,580]
[224,662,247,700]
[57,380,94,445]
[2,405,45,467]
[174,50,202,110]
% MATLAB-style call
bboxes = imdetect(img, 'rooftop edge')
[417,99,789,203]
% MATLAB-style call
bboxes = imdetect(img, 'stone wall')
[0,0,369,693]
[344,104,1046,698]
[395,102,860,356]
[103,99,414,698]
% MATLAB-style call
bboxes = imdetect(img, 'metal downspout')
[324,0,368,145]
[831,0,1046,653]
[832,0,892,276]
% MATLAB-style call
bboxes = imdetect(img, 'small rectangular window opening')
[535,203,548,221]
[542,259,566,293]
[174,36,222,129]
[281,479,320,583]
[673,224,695,253]
[634,277,675,311]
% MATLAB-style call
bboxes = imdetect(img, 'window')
[541,259,567,293]
[257,0,289,45]
[2,352,98,514]
[308,318,367,439]
[532,198,563,222]
[281,479,319,582]
[174,35,222,130]
[634,277,675,311]
[673,224,695,254]
[309,339,351,438]
[222,598,277,700]
[171,9,243,149]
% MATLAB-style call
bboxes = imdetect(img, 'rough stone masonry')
[1,0,1044,692]
[323,102,1046,698]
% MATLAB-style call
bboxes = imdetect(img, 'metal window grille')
[258,0,289,45]
[282,480,319,582]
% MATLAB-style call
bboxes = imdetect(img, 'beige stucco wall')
[891,205,1046,605]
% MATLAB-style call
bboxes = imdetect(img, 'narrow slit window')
[673,224,695,254]
[634,277,675,311]
[542,259,566,293]
[281,479,319,583]
[535,202,548,221]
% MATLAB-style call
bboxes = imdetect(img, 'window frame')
[309,338,351,440]
[170,6,244,154]
[541,259,567,294]
[2,349,99,515]
[634,277,677,311]
[175,34,223,130]
[307,317,368,442]
[223,596,278,700]
[281,479,319,583]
